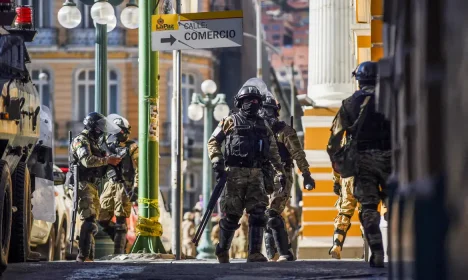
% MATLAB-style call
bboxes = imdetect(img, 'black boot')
[359,208,385,268]
[264,227,278,261]
[272,225,294,262]
[77,218,98,262]
[216,216,240,263]
[247,226,268,262]
[114,217,127,255]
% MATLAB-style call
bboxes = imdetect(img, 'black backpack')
[332,96,371,178]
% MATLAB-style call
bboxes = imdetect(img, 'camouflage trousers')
[354,150,391,256]
[78,181,100,220]
[268,167,293,214]
[221,167,269,217]
[333,177,364,247]
[98,180,131,223]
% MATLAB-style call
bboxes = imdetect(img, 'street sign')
[151,10,243,51]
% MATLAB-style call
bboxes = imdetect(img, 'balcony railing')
[26,28,58,47]
[67,28,126,47]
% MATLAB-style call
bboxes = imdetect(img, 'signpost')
[160,9,243,260]
[151,10,243,51]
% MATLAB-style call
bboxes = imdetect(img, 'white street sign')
[151,11,243,51]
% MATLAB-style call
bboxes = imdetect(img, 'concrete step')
[297,237,366,260]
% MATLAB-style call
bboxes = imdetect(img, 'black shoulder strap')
[348,96,371,140]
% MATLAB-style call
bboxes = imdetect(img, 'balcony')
[67,28,126,47]
[26,28,58,47]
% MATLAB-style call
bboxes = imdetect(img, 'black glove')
[212,161,225,180]
[277,174,286,193]
[303,173,315,190]
[333,182,341,196]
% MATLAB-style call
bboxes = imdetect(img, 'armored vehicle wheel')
[0,160,12,274]
[9,162,32,263]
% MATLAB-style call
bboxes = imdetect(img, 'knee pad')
[220,215,241,232]
[82,220,98,235]
[248,207,267,227]
[267,215,284,230]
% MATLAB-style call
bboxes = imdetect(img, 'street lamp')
[57,0,139,115]
[188,79,229,259]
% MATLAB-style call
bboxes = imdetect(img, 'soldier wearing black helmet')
[260,93,315,262]
[207,82,286,263]
[327,61,391,268]
[70,112,122,262]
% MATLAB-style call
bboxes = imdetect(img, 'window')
[75,69,120,120]
[31,69,51,107]
[272,34,281,40]
[18,0,53,28]
[167,72,197,124]
[272,24,281,31]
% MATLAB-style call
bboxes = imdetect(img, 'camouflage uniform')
[181,212,196,257]
[99,141,138,220]
[268,123,310,214]
[208,113,285,263]
[70,129,108,261]
[327,85,391,267]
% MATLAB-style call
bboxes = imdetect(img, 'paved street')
[3,259,388,280]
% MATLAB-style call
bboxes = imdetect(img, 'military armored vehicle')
[0,1,55,274]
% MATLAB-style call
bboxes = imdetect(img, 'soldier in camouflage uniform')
[327,61,391,268]
[98,115,138,254]
[207,84,286,263]
[260,94,315,262]
[70,112,122,262]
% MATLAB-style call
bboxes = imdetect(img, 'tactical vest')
[70,132,106,183]
[271,121,292,165]
[345,91,391,150]
[106,141,135,186]
[225,113,270,168]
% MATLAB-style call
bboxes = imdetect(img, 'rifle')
[192,173,228,246]
[68,131,79,255]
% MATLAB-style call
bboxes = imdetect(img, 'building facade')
[26,0,214,210]
[300,0,384,258]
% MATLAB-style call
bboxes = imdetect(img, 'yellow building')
[25,0,213,204]
[300,0,383,258]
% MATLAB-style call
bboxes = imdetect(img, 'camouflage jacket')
[71,130,108,168]
[207,114,285,176]
[271,121,310,175]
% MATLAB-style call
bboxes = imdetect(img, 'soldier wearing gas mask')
[70,112,122,262]
[260,93,315,262]
[98,115,139,254]
[207,83,286,263]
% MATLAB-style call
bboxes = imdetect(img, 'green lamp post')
[58,0,139,115]
[188,80,230,259]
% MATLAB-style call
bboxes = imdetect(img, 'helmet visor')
[95,117,122,135]
[241,78,269,96]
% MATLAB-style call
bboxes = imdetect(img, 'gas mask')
[240,98,260,117]
[115,130,129,143]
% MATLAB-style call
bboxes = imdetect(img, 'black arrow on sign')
[161,35,177,45]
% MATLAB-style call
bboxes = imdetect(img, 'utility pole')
[256,0,262,78]
[171,0,183,260]
[131,0,166,254]
[95,21,107,115]
[289,61,298,207]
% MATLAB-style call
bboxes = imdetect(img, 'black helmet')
[83,112,105,131]
[234,86,263,108]
[261,94,281,119]
[352,61,377,81]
